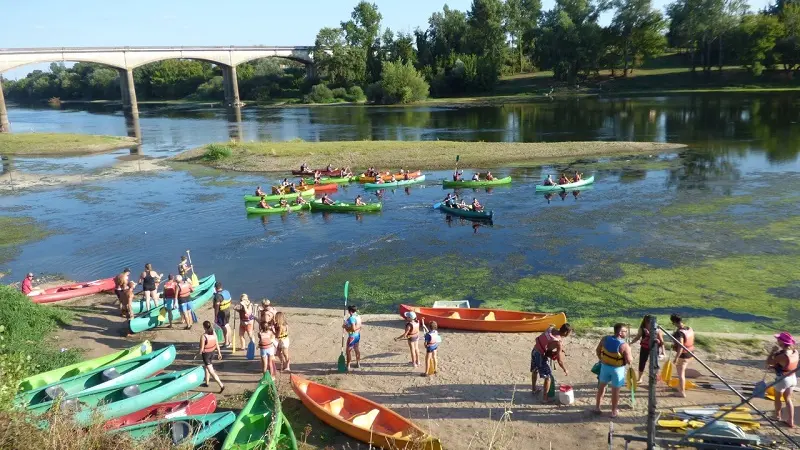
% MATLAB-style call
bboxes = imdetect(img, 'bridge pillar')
[118,69,139,116]
[221,65,242,107]
[305,63,317,79]
[0,77,10,133]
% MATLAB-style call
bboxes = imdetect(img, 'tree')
[366,60,429,104]
[609,0,666,76]
[736,13,782,75]
[466,0,506,61]
[314,27,367,87]
[774,3,800,74]
[537,0,606,81]
[504,0,542,72]
[342,1,383,82]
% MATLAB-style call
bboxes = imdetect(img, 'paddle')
[337,281,349,373]
[232,309,237,353]
[626,324,636,407]
[186,250,199,287]
[246,302,256,360]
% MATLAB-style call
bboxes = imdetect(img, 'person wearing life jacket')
[198,320,224,393]
[213,281,233,348]
[295,194,307,206]
[530,323,573,401]
[258,318,278,377]
[162,274,177,328]
[178,256,192,278]
[671,314,695,398]
[257,298,277,326]
[768,332,799,428]
[176,275,194,330]
[275,311,291,372]
[233,294,256,350]
[630,314,664,384]
[486,171,495,181]
[343,305,362,370]
[594,323,633,418]
[396,311,421,368]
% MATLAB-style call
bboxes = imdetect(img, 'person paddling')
[558,173,570,185]
[199,320,225,393]
[768,332,798,428]
[594,323,632,417]
[530,324,572,401]
[574,171,583,181]
[295,194,307,206]
[471,173,480,181]
[139,263,161,312]
[343,305,362,370]
[176,275,194,330]
[471,198,483,212]
[258,195,272,210]
[321,194,335,206]
[255,186,265,197]
[233,294,256,351]
[630,314,664,384]
[213,281,232,348]
[486,171,495,181]
[162,274,177,328]
[670,314,695,398]
[543,175,555,186]
[396,311,421,368]
[355,195,366,206]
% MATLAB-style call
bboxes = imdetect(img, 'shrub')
[303,84,334,103]
[202,144,233,161]
[366,61,429,104]
[331,87,348,100]
[346,86,365,102]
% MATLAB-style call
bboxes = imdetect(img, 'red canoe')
[28,278,116,304]
[104,393,217,429]
[308,183,338,192]
[292,169,343,177]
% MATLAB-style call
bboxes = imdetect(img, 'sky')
[1,0,772,79]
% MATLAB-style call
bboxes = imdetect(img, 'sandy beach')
[44,288,797,449]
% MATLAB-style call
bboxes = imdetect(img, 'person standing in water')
[531,324,572,401]
[594,323,632,418]
[670,314,695,398]
[396,311,420,368]
[139,263,161,311]
[630,315,664,384]
[343,305,362,370]
[768,332,798,428]
[199,321,224,393]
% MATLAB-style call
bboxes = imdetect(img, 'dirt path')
[51,292,797,449]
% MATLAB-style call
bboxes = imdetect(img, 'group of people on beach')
[396,311,441,376]
[528,314,798,426]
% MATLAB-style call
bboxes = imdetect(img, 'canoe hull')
[223,373,297,450]
[442,176,512,188]
[243,189,315,203]
[105,392,217,429]
[399,304,567,332]
[535,175,595,192]
[434,202,493,220]
[246,203,311,214]
[28,278,115,304]
[364,175,426,189]
[357,170,422,183]
[291,169,343,177]
[310,200,382,213]
[129,274,215,316]
[291,375,441,450]
[111,412,235,447]
[129,282,216,333]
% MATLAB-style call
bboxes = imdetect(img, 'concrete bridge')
[0,46,315,132]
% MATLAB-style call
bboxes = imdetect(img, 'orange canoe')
[398,304,567,332]
[357,170,421,183]
[291,375,441,450]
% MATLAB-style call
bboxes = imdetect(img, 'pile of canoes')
[16,341,297,449]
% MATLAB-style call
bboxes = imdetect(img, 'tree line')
[3,0,799,105]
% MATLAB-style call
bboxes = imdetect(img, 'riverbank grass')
[0,133,136,156]
[176,140,685,172]
[0,216,50,265]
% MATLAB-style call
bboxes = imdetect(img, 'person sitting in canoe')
[403,171,411,180]
[472,173,480,181]
[288,183,298,193]
[279,198,289,208]
[486,172,495,181]
[558,174,570,185]
[313,171,322,183]
[471,198,484,212]
[374,176,385,184]
[258,196,272,210]
[255,186,265,197]
[574,171,583,181]
[453,170,462,181]
[443,193,456,207]
[300,162,308,172]
[342,167,353,177]
[298,178,307,187]
[389,174,397,183]
[543,175,556,186]
[295,194,307,206]
[355,195,366,206]
[457,198,469,210]
[281,178,290,187]
[321,194,335,205]
[326,164,334,172]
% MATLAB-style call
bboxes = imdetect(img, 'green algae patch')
[0,216,51,265]
[736,216,800,245]
[660,195,756,216]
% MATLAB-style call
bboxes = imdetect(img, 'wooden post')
[646,317,658,449]
[0,76,10,133]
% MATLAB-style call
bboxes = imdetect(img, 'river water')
[2,95,799,326]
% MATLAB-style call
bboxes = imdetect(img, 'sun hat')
[404,311,416,320]
[775,332,795,346]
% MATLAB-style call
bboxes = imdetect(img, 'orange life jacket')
[535,330,560,360]
[673,327,695,353]
[258,332,274,349]
[203,333,217,352]
[408,321,419,338]
[785,351,800,372]
[177,281,193,299]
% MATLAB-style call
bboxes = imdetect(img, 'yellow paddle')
[186,250,199,287]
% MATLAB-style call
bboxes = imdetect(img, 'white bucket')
[558,385,574,406]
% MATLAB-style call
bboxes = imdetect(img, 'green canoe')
[535,175,595,192]
[18,341,152,393]
[110,411,236,447]
[442,176,512,188]
[17,345,176,407]
[245,203,311,215]
[301,176,355,184]
[129,283,216,334]
[309,199,382,213]
[243,189,315,203]
[223,374,297,450]
[434,202,494,220]
[130,275,215,316]
[29,366,205,426]
[133,274,216,318]
[364,174,427,189]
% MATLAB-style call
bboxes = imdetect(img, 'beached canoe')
[442,176,512,188]
[310,199,382,213]
[109,411,236,447]
[364,175,427,189]
[399,304,567,332]
[17,345,176,407]
[105,392,217,429]
[18,341,152,393]
[535,175,595,192]
[291,375,441,450]
[129,282,216,333]
[28,277,115,304]
[223,373,297,450]
[246,203,311,215]
[356,170,422,183]
[134,275,215,319]
[291,169,343,177]
[243,189,315,203]
[129,274,215,316]
[433,202,493,220]
[28,366,205,426]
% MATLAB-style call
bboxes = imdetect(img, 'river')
[2,94,799,331]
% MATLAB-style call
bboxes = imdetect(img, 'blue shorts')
[531,349,552,378]
[165,298,174,310]
[178,302,192,313]
[427,344,438,353]
[347,333,360,349]
[599,363,626,388]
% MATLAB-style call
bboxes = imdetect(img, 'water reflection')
[226,106,243,142]
[123,110,142,155]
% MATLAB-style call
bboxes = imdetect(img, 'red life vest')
[535,329,560,360]
[238,305,251,322]
[673,327,695,353]
[785,351,800,372]
[163,281,176,299]
[203,333,217,352]
[258,332,274,349]
[641,328,662,350]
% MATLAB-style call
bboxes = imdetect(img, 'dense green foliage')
[3,0,800,105]
[366,61,430,104]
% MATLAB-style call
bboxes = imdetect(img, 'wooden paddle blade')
[246,342,255,360]
[660,360,674,383]
[337,352,347,372]
[191,273,199,287]
[668,378,698,390]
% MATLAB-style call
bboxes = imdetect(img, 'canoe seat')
[350,408,380,429]
[44,386,67,401]
[123,385,141,398]
[321,397,345,416]
[170,420,192,445]
[480,312,496,321]
[446,311,461,319]
[102,368,121,381]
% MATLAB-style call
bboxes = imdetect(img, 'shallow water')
[2,95,799,330]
